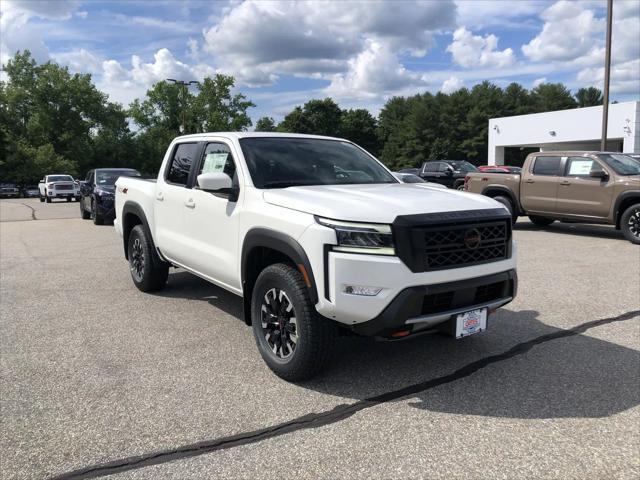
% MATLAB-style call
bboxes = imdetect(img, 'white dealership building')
[488,101,640,165]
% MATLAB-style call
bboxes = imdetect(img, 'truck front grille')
[424,222,507,270]
[392,208,512,273]
[55,184,74,191]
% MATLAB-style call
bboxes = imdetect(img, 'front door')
[153,142,200,264]
[520,155,562,214]
[555,156,614,218]
[181,141,242,292]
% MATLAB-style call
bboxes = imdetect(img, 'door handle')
[560,181,571,186]
[184,198,195,209]
[156,192,164,202]
[524,179,535,184]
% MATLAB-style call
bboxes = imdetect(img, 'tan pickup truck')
[465,151,640,244]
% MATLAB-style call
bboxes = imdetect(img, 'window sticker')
[202,153,228,173]
[568,160,593,175]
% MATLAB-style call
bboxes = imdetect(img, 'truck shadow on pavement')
[515,221,625,240]
[159,271,639,420]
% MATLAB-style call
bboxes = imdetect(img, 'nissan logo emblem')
[463,228,482,249]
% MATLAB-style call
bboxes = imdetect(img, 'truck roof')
[530,151,628,156]
[174,132,347,142]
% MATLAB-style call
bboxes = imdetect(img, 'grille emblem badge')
[463,228,482,249]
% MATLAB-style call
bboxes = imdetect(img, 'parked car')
[115,133,517,380]
[38,174,77,202]
[628,154,640,161]
[0,183,21,198]
[478,166,522,174]
[465,151,640,244]
[417,160,478,190]
[22,185,40,198]
[80,168,141,224]
[393,172,447,189]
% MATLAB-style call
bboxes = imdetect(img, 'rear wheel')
[251,263,334,381]
[620,204,640,245]
[528,215,555,227]
[492,195,516,225]
[454,179,465,191]
[127,225,169,292]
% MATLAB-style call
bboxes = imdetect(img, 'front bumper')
[95,197,115,219]
[48,190,76,198]
[350,269,517,337]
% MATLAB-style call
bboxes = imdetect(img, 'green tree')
[575,87,603,107]
[339,109,379,154]
[531,83,577,112]
[193,75,255,132]
[277,98,342,136]
[255,116,276,132]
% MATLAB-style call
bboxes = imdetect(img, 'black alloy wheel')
[260,287,298,359]
[621,204,640,245]
[130,237,145,282]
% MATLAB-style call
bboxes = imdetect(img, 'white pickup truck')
[115,133,517,380]
[38,174,78,203]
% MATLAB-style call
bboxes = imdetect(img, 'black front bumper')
[96,198,115,219]
[351,269,517,337]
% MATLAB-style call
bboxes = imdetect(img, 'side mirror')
[589,169,609,180]
[445,167,454,176]
[39,179,45,183]
[197,172,238,201]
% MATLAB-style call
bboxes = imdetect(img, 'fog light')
[343,285,382,296]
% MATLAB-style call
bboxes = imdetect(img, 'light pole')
[600,0,613,151]
[166,79,199,134]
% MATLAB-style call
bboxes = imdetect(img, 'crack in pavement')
[18,202,38,220]
[50,309,640,480]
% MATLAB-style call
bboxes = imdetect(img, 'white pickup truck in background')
[115,133,517,380]
[38,174,78,203]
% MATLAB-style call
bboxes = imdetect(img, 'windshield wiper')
[261,181,311,189]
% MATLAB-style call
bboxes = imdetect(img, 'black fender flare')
[481,185,521,215]
[241,228,319,324]
[121,201,155,260]
[613,190,640,228]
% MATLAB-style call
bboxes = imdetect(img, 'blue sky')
[1,0,639,124]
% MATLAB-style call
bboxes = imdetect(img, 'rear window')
[532,156,561,176]
[166,143,199,186]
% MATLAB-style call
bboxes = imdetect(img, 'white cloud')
[325,40,430,100]
[53,49,102,74]
[532,77,546,87]
[440,76,464,93]
[0,0,79,20]
[203,0,455,86]
[577,59,640,94]
[455,0,547,30]
[447,27,515,68]
[522,1,604,62]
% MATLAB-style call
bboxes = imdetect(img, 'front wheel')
[127,225,169,292]
[39,196,45,203]
[91,199,103,225]
[528,215,555,227]
[80,200,90,219]
[620,204,640,245]
[251,263,334,381]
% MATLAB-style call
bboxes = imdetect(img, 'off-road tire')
[620,204,640,245]
[493,195,516,225]
[528,215,555,227]
[127,225,169,292]
[251,263,334,381]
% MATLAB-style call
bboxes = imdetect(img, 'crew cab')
[38,174,77,203]
[465,151,640,244]
[115,133,518,380]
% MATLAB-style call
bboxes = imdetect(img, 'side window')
[565,157,602,177]
[437,163,449,172]
[166,143,199,186]
[532,156,561,176]
[199,143,237,183]
[85,171,93,183]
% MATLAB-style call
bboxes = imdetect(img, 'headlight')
[47,183,55,189]
[316,217,395,255]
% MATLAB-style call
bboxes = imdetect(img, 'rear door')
[422,163,444,184]
[153,142,201,264]
[555,156,614,218]
[520,155,562,214]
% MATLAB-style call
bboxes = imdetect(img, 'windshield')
[239,138,397,189]
[398,173,425,183]
[48,175,73,182]
[597,154,640,175]
[449,161,478,172]
[96,170,141,185]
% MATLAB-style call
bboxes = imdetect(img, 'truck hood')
[263,183,504,223]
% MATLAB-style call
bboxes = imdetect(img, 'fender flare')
[481,185,522,215]
[241,228,319,324]
[613,190,640,228]
[121,201,155,260]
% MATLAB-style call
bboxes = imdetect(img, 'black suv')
[417,160,478,189]
[79,168,140,224]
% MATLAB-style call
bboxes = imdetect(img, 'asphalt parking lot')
[1,197,639,480]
